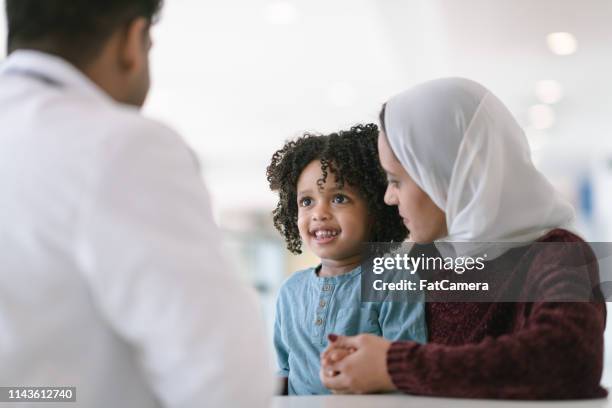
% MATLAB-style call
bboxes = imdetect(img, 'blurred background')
[2,0,612,386]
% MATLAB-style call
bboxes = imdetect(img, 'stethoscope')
[2,68,63,88]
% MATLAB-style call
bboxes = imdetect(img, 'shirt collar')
[311,264,362,282]
[0,50,113,104]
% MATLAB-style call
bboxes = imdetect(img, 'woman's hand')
[319,334,397,394]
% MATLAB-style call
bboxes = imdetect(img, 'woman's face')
[377,131,448,243]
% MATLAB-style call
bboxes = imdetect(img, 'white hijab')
[384,78,576,257]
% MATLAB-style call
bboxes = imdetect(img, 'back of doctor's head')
[6,0,162,65]
[5,0,163,106]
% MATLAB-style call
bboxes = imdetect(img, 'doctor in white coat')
[0,1,274,407]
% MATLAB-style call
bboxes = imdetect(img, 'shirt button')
[315,318,323,326]
[322,284,331,291]
[319,300,326,308]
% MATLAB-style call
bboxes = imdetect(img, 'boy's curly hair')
[266,123,408,254]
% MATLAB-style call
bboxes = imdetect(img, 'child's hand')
[321,347,355,376]
[320,334,355,377]
[320,333,396,394]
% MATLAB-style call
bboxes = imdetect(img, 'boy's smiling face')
[296,160,371,264]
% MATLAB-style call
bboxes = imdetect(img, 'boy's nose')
[312,212,330,221]
[312,204,331,221]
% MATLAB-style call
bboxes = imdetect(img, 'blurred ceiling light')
[535,80,563,104]
[264,1,297,25]
[546,32,577,56]
[328,82,357,108]
[528,104,556,130]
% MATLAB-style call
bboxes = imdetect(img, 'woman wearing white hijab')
[320,78,606,399]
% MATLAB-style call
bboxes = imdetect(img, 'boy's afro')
[266,123,407,254]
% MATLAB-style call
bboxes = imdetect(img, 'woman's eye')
[388,180,400,187]
[332,194,348,204]
[299,197,312,207]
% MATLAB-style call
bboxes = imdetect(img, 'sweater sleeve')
[387,241,607,399]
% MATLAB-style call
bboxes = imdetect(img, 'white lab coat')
[0,51,274,408]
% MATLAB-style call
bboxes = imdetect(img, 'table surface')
[272,395,611,408]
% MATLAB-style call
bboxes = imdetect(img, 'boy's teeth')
[315,230,338,238]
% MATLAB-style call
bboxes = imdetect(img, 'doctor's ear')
[117,17,152,74]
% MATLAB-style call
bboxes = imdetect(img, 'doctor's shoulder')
[90,107,198,167]
[99,106,185,147]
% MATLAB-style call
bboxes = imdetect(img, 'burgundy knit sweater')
[387,229,607,399]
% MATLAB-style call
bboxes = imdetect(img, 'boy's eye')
[332,194,348,204]
[299,197,312,207]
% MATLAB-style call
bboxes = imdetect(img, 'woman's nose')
[384,185,398,206]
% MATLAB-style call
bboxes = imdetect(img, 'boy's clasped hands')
[319,333,397,394]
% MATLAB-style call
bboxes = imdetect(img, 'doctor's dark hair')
[266,123,407,254]
[5,0,163,66]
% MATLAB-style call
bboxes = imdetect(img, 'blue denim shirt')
[274,265,427,395]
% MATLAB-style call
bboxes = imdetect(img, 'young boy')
[267,124,427,395]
